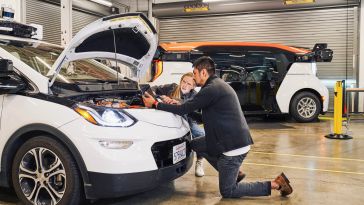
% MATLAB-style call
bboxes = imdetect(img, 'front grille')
[151,132,192,168]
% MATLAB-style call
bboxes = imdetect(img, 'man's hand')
[142,92,157,108]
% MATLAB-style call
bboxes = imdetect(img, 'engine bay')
[69,91,145,109]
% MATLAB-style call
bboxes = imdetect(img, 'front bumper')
[84,151,193,199]
[58,115,192,199]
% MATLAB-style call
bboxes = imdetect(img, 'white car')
[151,42,331,122]
[0,13,192,205]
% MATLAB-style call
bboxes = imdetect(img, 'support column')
[359,1,364,112]
[61,0,72,47]
[149,0,157,31]
[148,0,153,20]
[19,0,25,23]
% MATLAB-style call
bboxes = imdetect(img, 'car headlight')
[74,104,136,127]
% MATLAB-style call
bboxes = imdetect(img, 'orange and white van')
[150,42,332,122]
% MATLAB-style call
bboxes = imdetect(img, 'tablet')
[140,84,162,102]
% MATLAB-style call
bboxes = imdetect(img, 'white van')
[0,14,192,204]
[151,42,331,122]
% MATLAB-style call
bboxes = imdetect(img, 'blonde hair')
[171,72,195,99]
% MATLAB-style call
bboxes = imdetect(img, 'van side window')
[243,50,297,82]
[242,51,278,82]
[189,46,295,82]
[161,53,190,61]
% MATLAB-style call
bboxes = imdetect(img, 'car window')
[58,60,120,82]
[243,51,274,81]
[0,40,61,76]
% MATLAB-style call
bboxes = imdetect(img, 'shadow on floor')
[246,116,295,129]
[89,181,176,205]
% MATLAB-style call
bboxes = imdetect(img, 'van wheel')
[290,91,321,123]
[12,136,82,205]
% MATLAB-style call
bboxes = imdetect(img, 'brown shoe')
[237,171,246,183]
[274,172,293,196]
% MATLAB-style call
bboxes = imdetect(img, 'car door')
[242,47,292,113]
[201,46,270,112]
[190,46,250,108]
[216,50,250,110]
[233,47,277,112]
[203,46,273,112]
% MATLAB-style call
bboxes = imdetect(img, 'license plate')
[173,142,186,164]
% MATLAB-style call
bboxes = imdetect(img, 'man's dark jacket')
[157,75,253,157]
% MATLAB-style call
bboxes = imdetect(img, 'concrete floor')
[1,117,364,205]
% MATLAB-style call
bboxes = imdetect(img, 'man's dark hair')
[193,56,215,75]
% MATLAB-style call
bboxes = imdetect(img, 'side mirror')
[0,59,26,94]
[312,43,333,62]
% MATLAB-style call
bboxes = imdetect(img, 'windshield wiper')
[74,78,133,84]
[73,79,116,84]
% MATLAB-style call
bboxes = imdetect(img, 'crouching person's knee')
[220,188,233,198]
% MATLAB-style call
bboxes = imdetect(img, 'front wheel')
[290,91,321,123]
[12,136,83,205]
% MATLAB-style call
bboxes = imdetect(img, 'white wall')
[0,0,22,22]
[113,0,157,27]
[114,0,149,12]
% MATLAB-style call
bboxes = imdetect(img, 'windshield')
[0,39,137,83]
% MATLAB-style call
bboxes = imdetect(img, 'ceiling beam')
[153,0,359,18]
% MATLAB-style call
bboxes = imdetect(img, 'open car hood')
[47,13,157,87]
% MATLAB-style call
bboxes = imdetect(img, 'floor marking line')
[251,151,364,162]
[319,117,348,120]
[244,162,364,175]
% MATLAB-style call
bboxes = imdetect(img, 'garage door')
[159,7,357,109]
[159,8,356,80]
[26,0,101,45]
[72,10,100,37]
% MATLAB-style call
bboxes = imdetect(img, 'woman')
[152,72,206,177]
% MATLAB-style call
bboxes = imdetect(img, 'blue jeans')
[190,121,205,139]
[191,136,271,198]
[189,120,205,159]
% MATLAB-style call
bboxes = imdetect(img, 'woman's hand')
[161,95,180,105]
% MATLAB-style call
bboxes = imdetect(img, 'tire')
[290,91,321,123]
[11,136,83,205]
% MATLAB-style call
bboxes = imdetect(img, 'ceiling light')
[90,0,113,7]
[283,0,315,5]
[184,2,209,13]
